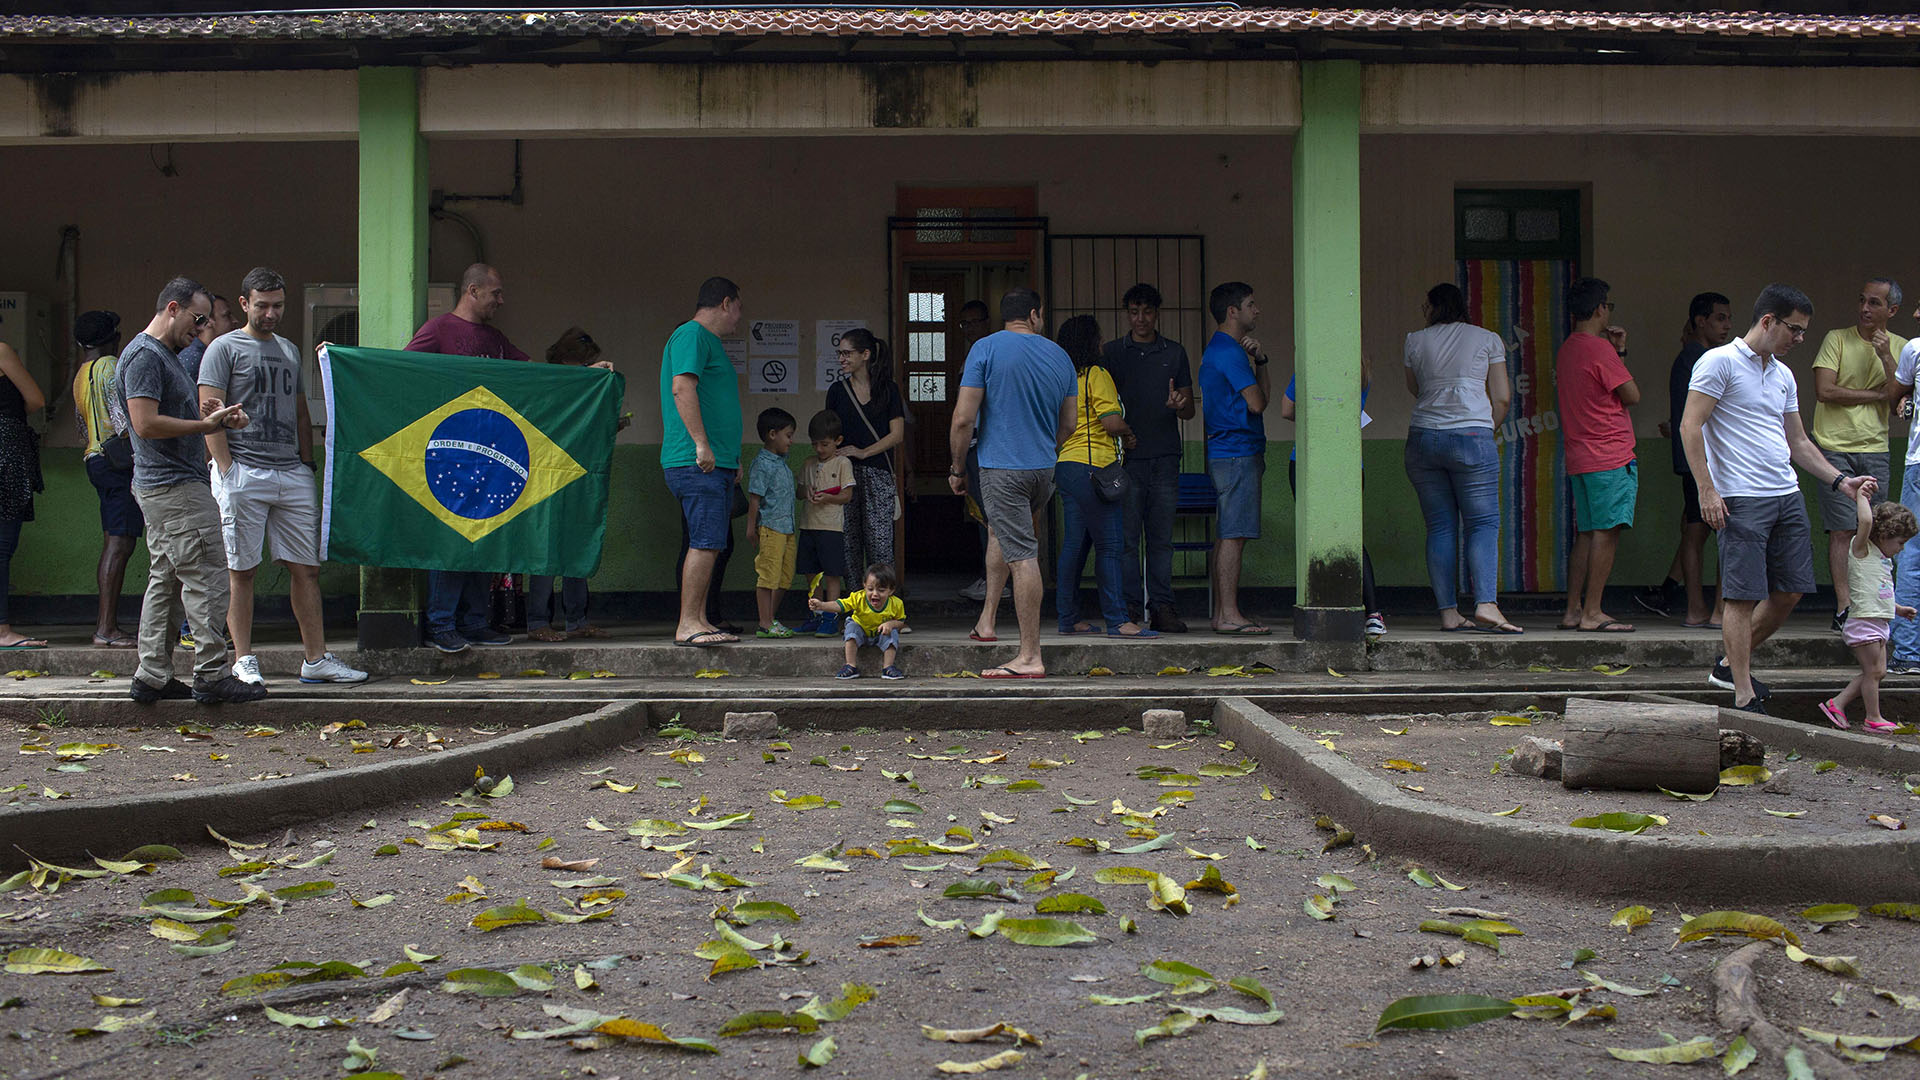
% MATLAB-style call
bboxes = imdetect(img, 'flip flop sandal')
[1865,718,1900,733]
[1577,620,1635,633]
[980,666,1045,679]
[675,631,735,647]
[1819,699,1850,730]
[968,631,998,643]
[0,640,49,650]
[92,634,136,648]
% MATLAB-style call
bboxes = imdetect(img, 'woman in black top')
[0,341,47,649]
[825,328,905,581]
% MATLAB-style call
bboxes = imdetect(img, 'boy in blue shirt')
[1198,281,1272,635]
[746,407,799,638]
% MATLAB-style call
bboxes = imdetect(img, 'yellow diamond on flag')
[359,385,586,543]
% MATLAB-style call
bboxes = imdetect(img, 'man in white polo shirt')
[1680,283,1871,713]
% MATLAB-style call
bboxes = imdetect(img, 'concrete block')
[1142,709,1187,740]
[1509,736,1563,781]
[724,711,781,740]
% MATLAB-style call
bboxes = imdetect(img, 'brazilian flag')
[318,345,624,577]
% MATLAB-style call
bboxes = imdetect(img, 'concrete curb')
[3,700,650,869]
[36,637,1366,680]
[1212,696,1920,903]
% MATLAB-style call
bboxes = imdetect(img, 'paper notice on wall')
[722,337,748,374]
[748,320,800,355]
[815,319,868,391]
[748,320,799,394]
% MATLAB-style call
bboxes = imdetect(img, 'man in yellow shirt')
[1811,279,1906,629]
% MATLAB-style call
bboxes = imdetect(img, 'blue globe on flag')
[424,408,531,520]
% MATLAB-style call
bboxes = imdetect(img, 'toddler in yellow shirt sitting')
[809,562,906,680]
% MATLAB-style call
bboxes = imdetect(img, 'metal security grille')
[1046,234,1207,363]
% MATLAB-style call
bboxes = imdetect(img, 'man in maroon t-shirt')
[1556,277,1641,633]
[405,263,529,653]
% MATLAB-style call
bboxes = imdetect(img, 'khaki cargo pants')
[132,481,231,688]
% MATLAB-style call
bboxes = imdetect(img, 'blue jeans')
[1055,461,1128,631]
[426,570,493,636]
[529,575,589,631]
[1122,454,1179,611]
[1894,462,1920,665]
[1404,426,1501,611]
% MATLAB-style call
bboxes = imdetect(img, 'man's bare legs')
[1677,522,1722,624]
[985,556,1046,676]
[93,534,137,643]
[1828,531,1855,614]
[286,562,326,662]
[1721,590,1800,706]
[1569,527,1631,630]
[974,531,1010,641]
[1211,538,1265,632]
[676,548,733,643]
[228,567,258,658]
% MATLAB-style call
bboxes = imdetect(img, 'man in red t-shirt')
[1556,277,1640,633]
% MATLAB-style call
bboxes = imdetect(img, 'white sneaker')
[300,652,369,684]
[233,654,266,686]
[959,577,988,601]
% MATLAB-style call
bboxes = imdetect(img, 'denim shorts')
[1816,449,1890,531]
[844,621,900,651]
[795,528,846,580]
[979,467,1054,563]
[1207,452,1265,539]
[664,465,737,551]
[86,453,143,537]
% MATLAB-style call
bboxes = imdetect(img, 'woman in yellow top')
[1054,316,1156,638]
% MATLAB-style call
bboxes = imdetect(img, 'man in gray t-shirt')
[120,275,263,706]
[199,266,365,688]
[198,327,305,468]
[119,332,212,490]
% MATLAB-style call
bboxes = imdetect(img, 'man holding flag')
[319,266,624,646]
[406,264,529,653]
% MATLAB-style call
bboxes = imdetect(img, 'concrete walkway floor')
[3,611,1859,681]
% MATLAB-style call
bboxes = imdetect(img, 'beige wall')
[10,129,1920,456]
[0,134,1292,450]
[1359,133,1920,438]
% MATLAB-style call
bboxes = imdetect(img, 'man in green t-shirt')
[1811,277,1906,627]
[661,276,746,647]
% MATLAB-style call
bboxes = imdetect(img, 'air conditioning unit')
[303,283,456,427]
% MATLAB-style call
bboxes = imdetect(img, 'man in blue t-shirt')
[1198,281,1272,635]
[949,286,1077,678]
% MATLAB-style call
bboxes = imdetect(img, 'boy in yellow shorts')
[747,407,799,638]
[810,561,906,679]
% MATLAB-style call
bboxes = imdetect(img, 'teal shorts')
[1570,461,1637,532]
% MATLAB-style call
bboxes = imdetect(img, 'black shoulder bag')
[1087,369,1130,503]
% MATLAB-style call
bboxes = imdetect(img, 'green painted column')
[355,67,429,651]
[1291,60,1366,642]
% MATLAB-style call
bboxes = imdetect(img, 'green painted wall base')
[12,439,1889,613]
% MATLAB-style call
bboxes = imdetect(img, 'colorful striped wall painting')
[1458,259,1575,593]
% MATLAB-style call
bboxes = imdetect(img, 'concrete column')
[1291,60,1365,642]
[355,67,428,650]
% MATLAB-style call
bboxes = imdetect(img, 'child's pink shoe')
[1819,699,1850,730]
[1865,718,1900,733]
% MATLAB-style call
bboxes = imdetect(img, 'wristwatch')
[949,469,965,478]
[1252,354,1269,367]
[1832,474,1849,492]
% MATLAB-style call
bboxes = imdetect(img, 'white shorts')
[211,461,321,571]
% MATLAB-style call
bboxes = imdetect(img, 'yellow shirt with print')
[1056,365,1124,468]
[837,593,905,635]
[1811,327,1907,453]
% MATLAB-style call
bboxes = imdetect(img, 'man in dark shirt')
[1100,283,1194,632]
[1637,292,1732,627]
[176,294,238,381]
[406,263,528,652]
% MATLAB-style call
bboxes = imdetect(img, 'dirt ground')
[3,725,1918,1080]
[4,716,500,805]
[1307,712,1920,840]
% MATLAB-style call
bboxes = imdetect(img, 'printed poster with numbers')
[748,319,799,394]
[815,319,868,391]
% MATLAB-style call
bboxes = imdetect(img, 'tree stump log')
[1560,698,1720,793]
